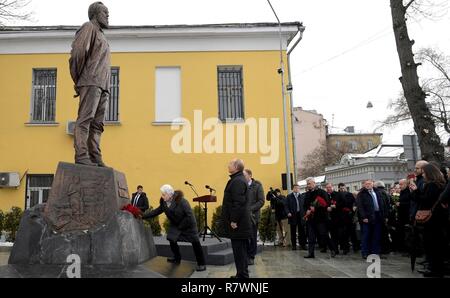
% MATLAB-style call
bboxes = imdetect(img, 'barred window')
[105,67,120,122]
[31,69,57,122]
[217,66,244,121]
[26,174,53,209]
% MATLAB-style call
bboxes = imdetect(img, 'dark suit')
[410,175,424,220]
[357,188,387,256]
[285,192,307,249]
[304,188,337,256]
[326,191,340,251]
[247,179,265,259]
[221,171,251,278]
[337,191,358,252]
[131,191,149,213]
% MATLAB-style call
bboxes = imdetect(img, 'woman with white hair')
[142,184,206,271]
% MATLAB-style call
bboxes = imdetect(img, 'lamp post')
[267,0,292,193]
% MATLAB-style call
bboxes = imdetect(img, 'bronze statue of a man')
[69,2,110,167]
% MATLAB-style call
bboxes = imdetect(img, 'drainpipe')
[287,24,305,183]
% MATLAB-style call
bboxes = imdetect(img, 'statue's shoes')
[75,159,98,166]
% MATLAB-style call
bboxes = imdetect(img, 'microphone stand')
[186,182,201,231]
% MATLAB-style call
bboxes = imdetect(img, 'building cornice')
[0,22,303,54]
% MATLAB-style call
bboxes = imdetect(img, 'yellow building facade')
[0,23,302,224]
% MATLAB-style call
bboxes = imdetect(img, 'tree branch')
[404,0,416,11]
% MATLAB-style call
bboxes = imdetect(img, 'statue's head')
[88,2,109,29]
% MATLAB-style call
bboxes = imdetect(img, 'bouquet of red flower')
[313,196,328,208]
[304,196,328,220]
[121,204,143,219]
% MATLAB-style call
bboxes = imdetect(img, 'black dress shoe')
[248,258,255,265]
[292,247,297,251]
[331,251,336,258]
[343,250,349,255]
[301,246,307,250]
[230,275,237,278]
[320,249,327,253]
[304,255,315,259]
[362,255,368,259]
[167,257,181,264]
[196,265,206,271]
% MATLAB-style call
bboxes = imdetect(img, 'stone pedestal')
[8,162,157,267]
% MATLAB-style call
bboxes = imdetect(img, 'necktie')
[134,193,140,206]
[295,193,299,212]
[369,190,379,211]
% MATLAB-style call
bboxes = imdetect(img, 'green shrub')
[258,206,276,243]
[0,210,4,228]
[143,207,162,236]
[211,205,227,237]
[0,210,4,237]
[3,207,23,242]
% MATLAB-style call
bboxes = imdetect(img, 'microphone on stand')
[185,180,199,197]
[186,180,201,231]
[205,185,216,194]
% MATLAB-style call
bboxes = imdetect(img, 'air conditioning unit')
[0,172,20,188]
[67,121,76,135]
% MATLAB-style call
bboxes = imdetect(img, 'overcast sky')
[9,0,450,143]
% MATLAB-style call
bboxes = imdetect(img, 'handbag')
[415,200,440,224]
[415,210,432,224]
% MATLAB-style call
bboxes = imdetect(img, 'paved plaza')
[1,245,423,278]
[191,246,422,278]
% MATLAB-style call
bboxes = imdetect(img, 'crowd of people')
[268,160,450,278]
[135,158,448,279]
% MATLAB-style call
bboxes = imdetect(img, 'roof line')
[0,22,303,31]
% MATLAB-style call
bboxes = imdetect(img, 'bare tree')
[298,141,360,179]
[389,0,447,163]
[0,0,32,25]
[299,144,327,179]
[381,48,450,138]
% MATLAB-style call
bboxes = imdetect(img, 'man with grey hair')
[222,158,251,278]
[142,184,206,271]
[69,2,110,166]
[357,179,388,259]
[303,177,337,258]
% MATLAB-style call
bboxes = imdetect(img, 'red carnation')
[121,204,143,219]
[316,196,328,208]
[407,173,416,180]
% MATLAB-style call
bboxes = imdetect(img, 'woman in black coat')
[142,184,206,271]
[412,164,447,277]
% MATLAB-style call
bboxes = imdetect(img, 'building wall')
[293,108,326,178]
[327,133,382,154]
[0,50,294,224]
[326,162,408,192]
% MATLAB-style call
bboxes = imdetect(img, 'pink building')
[292,107,327,179]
